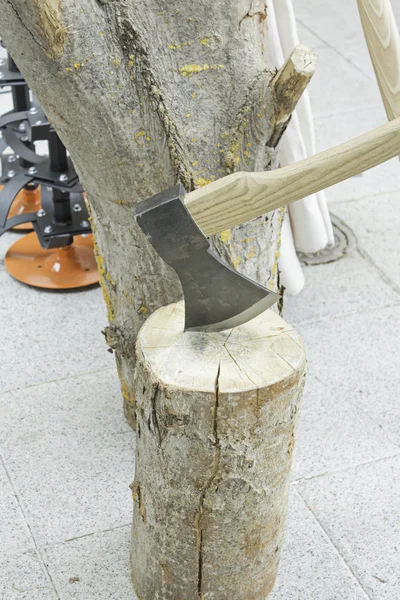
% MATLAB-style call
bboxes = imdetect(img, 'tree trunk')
[132,301,307,599]
[0,1,285,423]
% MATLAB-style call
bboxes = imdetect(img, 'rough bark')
[132,301,307,600]
[0,1,294,424]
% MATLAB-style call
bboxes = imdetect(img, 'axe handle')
[186,117,400,236]
[357,0,400,121]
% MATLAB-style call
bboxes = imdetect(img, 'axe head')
[135,185,279,332]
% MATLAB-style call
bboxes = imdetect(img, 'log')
[131,302,307,600]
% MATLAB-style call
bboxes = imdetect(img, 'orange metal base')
[5,233,100,289]
[0,185,42,231]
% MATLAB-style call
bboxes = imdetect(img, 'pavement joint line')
[356,246,400,296]
[40,523,132,548]
[296,18,376,82]
[293,487,374,599]
[292,452,400,486]
[0,365,116,398]
[0,450,61,600]
[288,300,400,328]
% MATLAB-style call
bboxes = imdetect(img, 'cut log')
[131,302,306,600]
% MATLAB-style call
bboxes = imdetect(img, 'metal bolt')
[80,220,90,228]
[59,173,68,182]
[7,170,16,178]
[0,59,4,66]
[29,107,39,115]
[44,225,52,234]
[20,135,28,142]
[35,120,43,125]
[7,154,17,163]
[47,186,52,192]
[0,72,4,80]
[28,166,37,175]
[81,233,89,238]
[72,203,82,212]
[18,122,26,132]
[37,209,46,218]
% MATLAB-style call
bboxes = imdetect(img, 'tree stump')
[131,301,306,600]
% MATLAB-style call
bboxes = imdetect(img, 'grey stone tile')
[291,389,399,480]
[43,526,135,600]
[298,457,400,598]
[305,47,381,119]
[0,368,130,441]
[0,461,34,554]
[269,489,368,600]
[1,426,135,546]
[298,306,400,448]
[296,0,378,79]
[313,106,400,205]
[0,269,112,393]
[295,20,327,50]
[283,250,399,327]
[0,549,57,600]
[332,193,400,290]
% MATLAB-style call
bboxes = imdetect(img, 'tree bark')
[132,301,306,599]
[0,1,297,423]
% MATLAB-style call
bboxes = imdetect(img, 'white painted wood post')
[130,302,306,600]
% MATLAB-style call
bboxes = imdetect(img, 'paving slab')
[43,526,135,600]
[291,388,399,481]
[295,20,327,50]
[0,460,35,555]
[0,269,112,393]
[298,456,400,599]
[269,489,368,600]
[0,549,57,600]
[0,370,135,546]
[332,192,400,291]
[283,250,400,326]
[305,47,381,120]
[296,0,380,79]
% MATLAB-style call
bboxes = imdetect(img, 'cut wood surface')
[185,117,400,236]
[131,301,307,600]
[358,0,400,121]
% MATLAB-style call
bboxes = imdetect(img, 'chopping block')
[130,301,306,600]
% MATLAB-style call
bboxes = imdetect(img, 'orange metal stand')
[7,186,42,230]
[5,233,100,289]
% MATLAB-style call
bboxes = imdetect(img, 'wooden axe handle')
[186,117,400,236]
[357,0,400,121]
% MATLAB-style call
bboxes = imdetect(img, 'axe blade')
[135,185,279,332]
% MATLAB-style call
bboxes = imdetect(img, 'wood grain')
[185,117,400,236]
[358,0,400,121]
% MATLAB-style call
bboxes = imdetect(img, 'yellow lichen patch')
[139,306,148,315]
[191,92,197,98]
[220,230,231,244]
[232,257,242,269]
[200,37,209,46]
[64,67,73,72]
[168,41,192,50]
[194,176,213,187]
[92,233,115,322]
[191,160,199,167]
[73,62,82,70]
[111,58,121,67]
[178,63,224,77]
[121,382,136,408]
[246,251,256,260]
[191,138,197,143]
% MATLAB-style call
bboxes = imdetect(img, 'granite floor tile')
[43,526,135,600]
[0,459,35,555]
[332,193,400,290]
[283,250,400,327]
[298,457,400,598]
[291,389,399,481]
[0,549,57,600]
[0,269,111,393]
[269,489,368,600]
[1,427,135,546]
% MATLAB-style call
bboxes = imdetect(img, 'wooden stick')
[267,44,317,148]
[357,0,400,121]
[185,117,400,236]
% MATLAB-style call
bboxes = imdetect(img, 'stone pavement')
[1,2,400,598]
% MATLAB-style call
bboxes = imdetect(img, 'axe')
[136,117,400,332]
